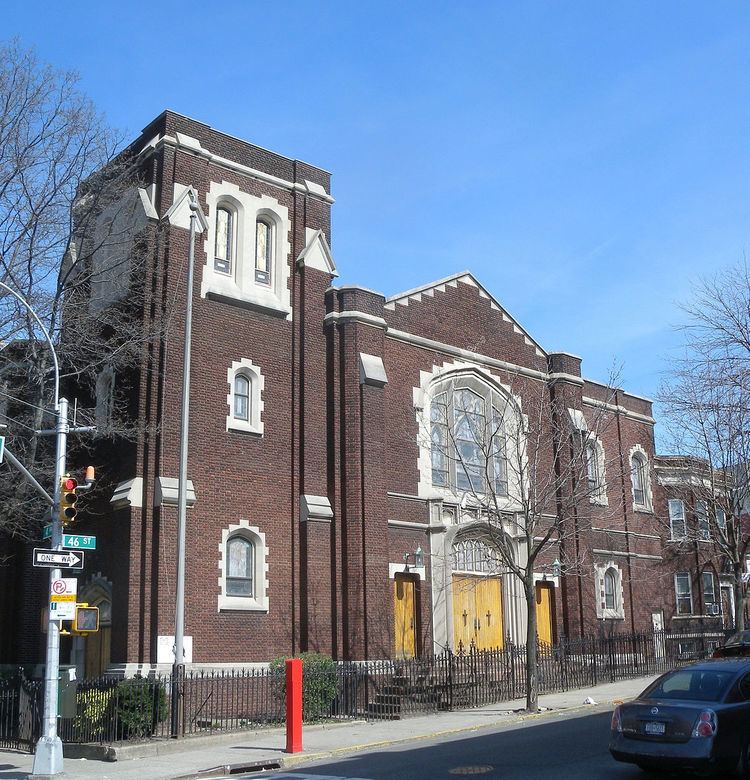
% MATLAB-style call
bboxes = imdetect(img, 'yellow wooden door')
[535,583,554,647]
[394,575,416,659]
[452,576,475,652]
[85,625,111,677]
[475,578,503,650]
[452,576,504,651]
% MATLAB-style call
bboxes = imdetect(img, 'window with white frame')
[201,181,291,318]
[595,561,625,619]
[669,499,687,540]
[696,500,710,540]
[218,520,268,611]
[630,447,652,510]
[675,572,693,615]
[429,375,512,497]
[702,571,718,614]
[226,358,264,435]
[716,507,727,534]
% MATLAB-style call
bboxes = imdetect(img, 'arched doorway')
[451,537,504,651]
[78,576,112,677]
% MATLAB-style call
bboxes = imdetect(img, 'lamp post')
[0,282,67,779]
[171,191,207,738]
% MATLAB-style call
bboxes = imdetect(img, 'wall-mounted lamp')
[403,546,424,571]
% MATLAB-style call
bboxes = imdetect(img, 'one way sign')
[32,548,85,570]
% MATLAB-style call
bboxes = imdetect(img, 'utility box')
[58,665,77,718]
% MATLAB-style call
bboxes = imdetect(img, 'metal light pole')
[0,281,66,779]
[171,192,206,737]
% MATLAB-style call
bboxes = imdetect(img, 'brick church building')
[4,111,702,674]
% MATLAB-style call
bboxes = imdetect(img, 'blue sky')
[5,2,750,434]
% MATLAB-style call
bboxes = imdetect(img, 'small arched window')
[214,206,234,275]
[631,452,649,507]
[255,218,273,285]
[226,536,254,597]
[585,442,598,491]
[233,374,250,421]
[604,569,617,610]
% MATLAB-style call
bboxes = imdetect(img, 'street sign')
[41,527,97,549]
[62,534,96,550]
[49,578,77,620]
[32,548,85,570]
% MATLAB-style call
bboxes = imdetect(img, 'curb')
[175,700,620,779]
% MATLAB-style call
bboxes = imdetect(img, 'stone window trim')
[226,358,265,435]
[629,444,653,512]
[594,560,625,620]
[217,520,269,612]
[414,360,526,505]
[201,181,291,319]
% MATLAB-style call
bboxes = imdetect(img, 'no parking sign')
[49,577,77,620]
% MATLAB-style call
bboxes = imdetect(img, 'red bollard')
[285,657,303,753]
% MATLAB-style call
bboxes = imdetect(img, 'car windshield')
[643,668,735,702]
[725,631,750,645]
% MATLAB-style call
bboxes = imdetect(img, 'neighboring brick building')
[4,112,684,672]
[655,456,740,633]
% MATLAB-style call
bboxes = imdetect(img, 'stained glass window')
[215,207,233,275]
[227,537,254,597]
[255,219,272,284]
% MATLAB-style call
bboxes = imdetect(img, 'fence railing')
[0,628,731,750]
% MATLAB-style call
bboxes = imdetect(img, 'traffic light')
[72,603,99,635]
[59,475,78,526]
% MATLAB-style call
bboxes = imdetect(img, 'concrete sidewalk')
[0,676,656,780]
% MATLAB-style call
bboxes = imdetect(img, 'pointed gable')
[296,228,337,276]
[384,271,547,370]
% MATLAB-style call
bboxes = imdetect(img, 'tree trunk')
[525,576,538,712]
[734,562,745,632]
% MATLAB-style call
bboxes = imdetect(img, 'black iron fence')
[0,670,42,751]
[0,628,731,750]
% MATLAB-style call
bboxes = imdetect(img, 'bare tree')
[427,368,619,711]
[659,267,750,629]
[0,39,157,540]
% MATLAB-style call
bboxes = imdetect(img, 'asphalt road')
[238,709,654,780]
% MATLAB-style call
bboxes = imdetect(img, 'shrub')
[269,652,338,722]
[115,678,167,739]
[74,686,115,740]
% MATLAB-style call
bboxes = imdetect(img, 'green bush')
[270,652,338,722]
[74,687,115,740]
[115,678,168,739]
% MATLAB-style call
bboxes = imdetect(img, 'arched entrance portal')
[451,537,504,651]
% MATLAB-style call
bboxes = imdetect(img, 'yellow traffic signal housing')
[72,604,99,635]
[59,475,78,526]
